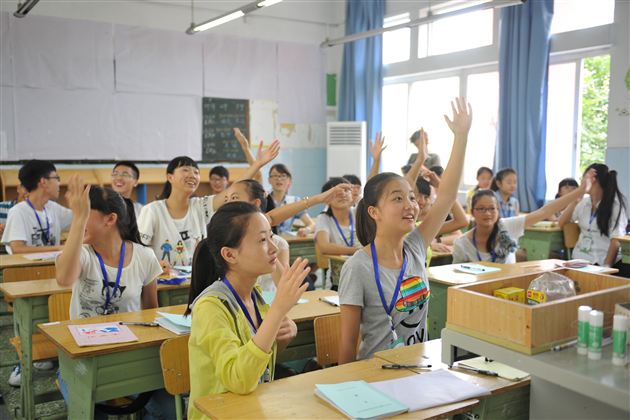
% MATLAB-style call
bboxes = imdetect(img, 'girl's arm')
[438,201,468,235]
[233,128,262,183]
[275,316,298,353]
[604,239,621,267]
[525,170,594,228]
[367,133,386,181]
[404,129,428,188]
[270,245,289,287]
[558,200,580,228]
[265,184,351,228]
[297,213,316,236]
[419,98,472,246]
[56,176,90,287]
[140,281,158,309]
[315,231,357,256]
[213,139,281,211]
[338,304,362,364]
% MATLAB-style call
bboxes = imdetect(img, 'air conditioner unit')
[326,121,367,184]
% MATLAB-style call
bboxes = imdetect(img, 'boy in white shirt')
[1,160,72,254]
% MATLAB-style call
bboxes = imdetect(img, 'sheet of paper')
[320,295,340,307]
[370,369,490,412]
[455,264,501,274]
[458,357,529,381]
[22,251,61,261]
[68,323,138,347]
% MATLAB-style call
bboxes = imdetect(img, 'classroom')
[0,0,629,419]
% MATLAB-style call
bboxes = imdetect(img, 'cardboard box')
[447,269,630,354]
[493,287,525,303]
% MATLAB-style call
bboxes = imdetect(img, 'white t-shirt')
[256,235,290,292]
[67,242,162,319]
[132,201,144,219]
[571,196,627,266]
[1,200,72,253]
[314,208,359,248]
[452,215,526,264]
[137,196,215,266]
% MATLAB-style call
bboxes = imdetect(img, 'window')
[418,8,493,58]
[407,77,460,166]
[383,13,410,65]
[381,84,409,173]
[551,0,615,34]
[465,71,499,186]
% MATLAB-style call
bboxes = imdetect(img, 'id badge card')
[388,317,404,349]
[578,232,594,254]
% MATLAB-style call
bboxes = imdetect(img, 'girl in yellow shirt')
[185,201,310,419]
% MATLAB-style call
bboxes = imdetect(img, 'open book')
[316,370,490,419]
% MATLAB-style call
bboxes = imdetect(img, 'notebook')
[457,357,529,381]
[319,295,340,307]
[315,381,408,419]
[68,323,138,347]
[455,264,501,274]
[155,312,191,335]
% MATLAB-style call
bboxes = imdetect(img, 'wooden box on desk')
[446,269,630,355]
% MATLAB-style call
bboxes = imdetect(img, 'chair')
[313,314,341,367]
[563,222,580,259]
[160,335,190,420]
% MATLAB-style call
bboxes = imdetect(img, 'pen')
[552,336,612,351]
[381,364,432,369]
[118,321,159,327]
[455,364,498,376]
[460,264,487,272]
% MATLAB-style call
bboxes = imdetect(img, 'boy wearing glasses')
[111,161,143,217]
[1,160,72,254]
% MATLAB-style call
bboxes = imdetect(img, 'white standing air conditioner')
[326,121,367,184]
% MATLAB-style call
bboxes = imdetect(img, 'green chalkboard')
[202,97,249,163]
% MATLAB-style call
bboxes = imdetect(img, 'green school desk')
[519,225,565,261]
[38,290,339,419]
[615,235,630,264]
[282,234,317,265]
[441,328,630,419]
[0,278,191,419]
[327,254,348,289]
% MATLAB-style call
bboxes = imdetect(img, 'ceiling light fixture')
[187,0,283,34]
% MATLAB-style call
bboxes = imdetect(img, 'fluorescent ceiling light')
[187,0,283,34]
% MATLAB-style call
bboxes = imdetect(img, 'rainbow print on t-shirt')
[395,276,430,312]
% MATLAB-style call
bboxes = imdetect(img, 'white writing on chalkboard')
[202,97,250,163]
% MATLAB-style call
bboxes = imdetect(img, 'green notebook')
[315,381,408,419]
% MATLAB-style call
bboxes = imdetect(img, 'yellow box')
[493,287,525,303]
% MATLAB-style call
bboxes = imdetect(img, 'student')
[186,202,310,420]
[111,161,143,218]
[314,177,359,258]
[338,98,472,363]
[138,141,278,268]
[490,168,519,217]
[266,164,315,236]
[209,165,230,195]
[466,166,493,213]
[559,164,628,274]
[226,179,350,292]
[547,178,579,221]
[342,174,362,207]
[56,176,161,318]
[1,160,72,254]
[453,171,595,264]
[0,184,27,238]
[407,128,440,169]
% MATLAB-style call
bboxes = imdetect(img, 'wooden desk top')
[38,305,186,358]
[194,355,479,419]
[431,250,453,259]
[280,234,315,244]
[287,290,339,322]
[525,222,561,232]
[615,235,630,244]
[0,254,56,269]
[428,259,563,286]
[0,277,190,301]
[374,340,530,396]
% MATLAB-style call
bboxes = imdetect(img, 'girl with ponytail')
[56,176,163,319]
[339,98,472,363]
[559,163,628,273]
[185,202,310,419]
[138,141,279,269]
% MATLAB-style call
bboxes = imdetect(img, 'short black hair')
[342,174,361,186]
[19,160,57,192]
[210,165,229,180]
[113,161,140,180]
[269,163,292,178]
[430,166,444,177]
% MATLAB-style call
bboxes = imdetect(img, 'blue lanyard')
[332,211,354,247]
[223,277,262,333]
[472,228,497,262]
[94,241,125,314]
[588,207,598,232]
[26,199,51,245]
[370,242,407,318]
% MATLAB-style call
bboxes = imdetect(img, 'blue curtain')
[338,0,385,169]
[496,0,554,211]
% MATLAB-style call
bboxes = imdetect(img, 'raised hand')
[580,168,596,194]
[271,257,310,315]
[423,170,440,188]
[66,175,90,221]
[254,139,281,167]
[276,316,298,342]
[414,128,429,165]
[370,132,387,161]
[319,183,353,205]
[443,97,473,137]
